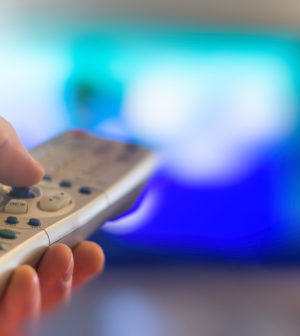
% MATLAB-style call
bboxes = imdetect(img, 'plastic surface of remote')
[0,130,156,297]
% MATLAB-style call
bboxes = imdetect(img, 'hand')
[0,118,105,336]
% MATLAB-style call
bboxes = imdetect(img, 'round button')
[43,174,52,181]
[28,218,41,227]
[79,186,92,194]
[60,180,72,188]
[10,187,34,199]
[5,216,18,224]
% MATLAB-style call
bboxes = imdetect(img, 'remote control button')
[60,180,72,188]
[5,216,18,224]
[28,218,41,227]
[9,187,34,199]
[39,190,72,212]
[4,199,28,214]
[79,186,92,195]
[43,174,52,181]
[0,229,16,239]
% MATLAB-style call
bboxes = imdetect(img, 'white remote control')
[0,130,156,296]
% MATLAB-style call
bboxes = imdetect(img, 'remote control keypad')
[0,131,153,257]
[0,130,155,300]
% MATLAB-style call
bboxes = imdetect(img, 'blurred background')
[2,1,300,335]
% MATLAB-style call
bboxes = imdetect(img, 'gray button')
[4,199,28,214]
[39,190,72,211]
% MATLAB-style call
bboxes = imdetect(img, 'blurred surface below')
[37,264,300,336]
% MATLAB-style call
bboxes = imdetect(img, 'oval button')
[9,187,34,199]
[5,216,18,224]
[0,229,16,239]
[28,218,41,227]
[39,190,72,212]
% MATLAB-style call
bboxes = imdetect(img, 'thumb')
[0,117,44,187]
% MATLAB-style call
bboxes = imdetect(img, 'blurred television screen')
[2,18,300,263]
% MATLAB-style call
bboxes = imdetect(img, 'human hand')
[0,118,105,335]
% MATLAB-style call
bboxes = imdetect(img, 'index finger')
[0,117,44,186]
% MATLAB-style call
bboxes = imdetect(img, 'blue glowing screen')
[2,23,300,261]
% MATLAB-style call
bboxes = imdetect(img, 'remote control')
[0,130,156,297]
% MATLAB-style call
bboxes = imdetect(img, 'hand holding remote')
[0,118,105,336]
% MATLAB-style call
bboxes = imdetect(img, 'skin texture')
[0,118,105,336]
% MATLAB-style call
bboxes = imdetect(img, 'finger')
[72,241,105,288]
[0,117,44,187]
[37,244,74,312]
[0,265,41,335]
